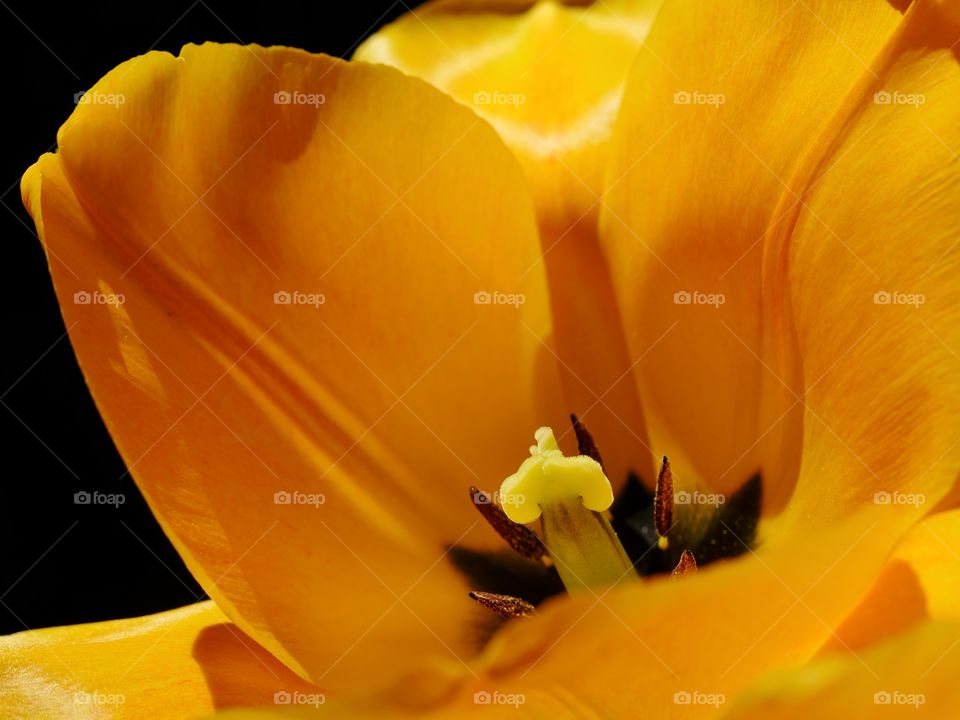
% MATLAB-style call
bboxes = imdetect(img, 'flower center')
[454,415,762,622]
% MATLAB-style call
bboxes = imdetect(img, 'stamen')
[671,549,698,578]
[499,427,636,592]
[469,486,551,565]
[468,590,536,619]
[570,413,604,472]
[654,456,673,550]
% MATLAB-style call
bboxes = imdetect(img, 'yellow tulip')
[7,0,960,718]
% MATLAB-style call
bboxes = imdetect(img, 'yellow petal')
[357,0,664,485]
[0,602,317,719]
[22,43,565,693]
[724,621,960,719]
[602,0,905,502]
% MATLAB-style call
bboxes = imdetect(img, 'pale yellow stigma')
[498,426,633,592]
[499,427,614,524]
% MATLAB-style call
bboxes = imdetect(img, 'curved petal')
[723,621,960,719]
[0,602,316,719]
[356,0,663,486]
[22,43,565,692]
[602,0,905,501]
[825,508,960,652]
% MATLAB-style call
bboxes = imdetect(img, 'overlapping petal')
[357,0,663,485]
[0,602,316,718]
[22,43,566,693]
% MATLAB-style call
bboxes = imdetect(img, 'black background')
[0,0,419,636]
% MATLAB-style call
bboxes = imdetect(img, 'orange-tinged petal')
[22,43,565,693]
[602,0,905,502]
[724,621,960,719]
[826,508,960,652]
[0,602,317,719]
[357,0,663,486]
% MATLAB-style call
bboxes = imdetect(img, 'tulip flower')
[6,0,960,717]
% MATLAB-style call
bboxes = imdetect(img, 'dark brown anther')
[468,591,536,619]
[570,413,604,472]
[654,456,674,544]
[469,486,551,565]
[671,550,698,578]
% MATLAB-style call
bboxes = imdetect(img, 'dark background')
[0,0,418,636]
